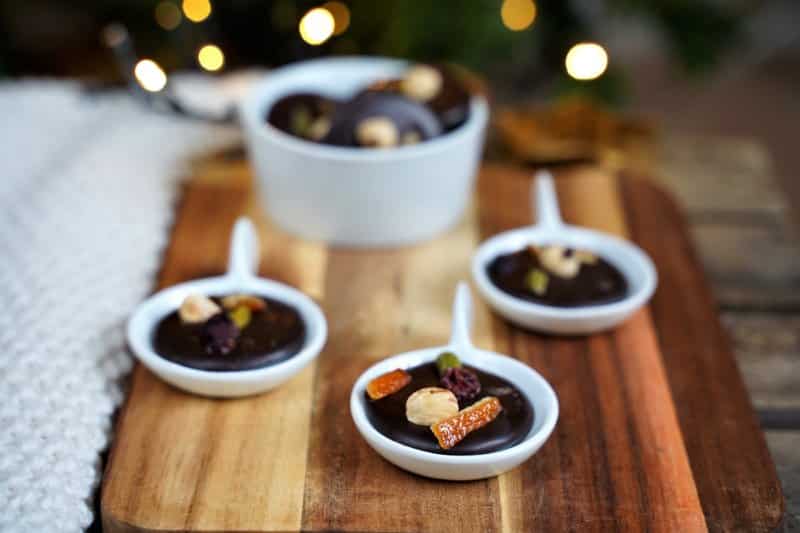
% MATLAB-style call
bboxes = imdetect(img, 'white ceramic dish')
[472,171,657,335]
[350,282,558,480]
[127,217,327,397]
[239,56,489,247]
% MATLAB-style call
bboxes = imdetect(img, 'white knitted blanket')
[0,80,240,532]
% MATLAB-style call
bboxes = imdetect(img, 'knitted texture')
[0,81,238,532]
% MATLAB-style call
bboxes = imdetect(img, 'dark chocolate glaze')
[365,362,534,455]
[487,248,628,307]
[323,92,442,146]
[153,296,305,371]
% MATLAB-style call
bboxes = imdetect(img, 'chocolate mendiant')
[365,362,534,455]
[153,296,305,371]
[487,249,628,307]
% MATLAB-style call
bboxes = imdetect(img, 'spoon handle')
[449,281,475,353]
[533,170,564,229]
[227,217,260,282]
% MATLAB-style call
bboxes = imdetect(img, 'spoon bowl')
[350,282,558,480]
[127,217,327,397]
[471,172,657,334]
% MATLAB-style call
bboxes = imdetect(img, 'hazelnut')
[401,65,443,103]
[539,245,581,279]
[179,294,221,324]
[307,116,332,141]
[355,116,399,148]
[406,387,459,426]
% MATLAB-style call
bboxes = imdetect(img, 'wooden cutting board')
[101,161,784,532]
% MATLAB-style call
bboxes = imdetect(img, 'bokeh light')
[197,44,225,71]
[501,0,536,31]
[323,1,350,36]
[565,42,608,80]
[299,7,335,45]
[182,0,211,23]
[134,59,167,92]
[155,1,182,30]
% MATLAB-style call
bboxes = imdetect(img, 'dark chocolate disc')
[153,296,306,371]
[424,64,471,131]
[364,362,534,455]
[323,92,442,147]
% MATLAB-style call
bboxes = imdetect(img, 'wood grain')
[101,161,783,532]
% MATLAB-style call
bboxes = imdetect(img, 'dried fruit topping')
[227,305,252,330]
[430,396,503,450]
[406,387,459,426]
[201,313,240,356]
[435,352,462,376]
[221,294,267,312]
[366,368,412,400]
[440,367,481,404]
[525,268,549,296]
[179,294,221,324]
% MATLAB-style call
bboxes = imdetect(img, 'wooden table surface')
[101,157,785,532]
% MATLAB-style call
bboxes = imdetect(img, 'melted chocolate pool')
[365,363,534,455]
[487,248,628,307]
[153,296,305,371]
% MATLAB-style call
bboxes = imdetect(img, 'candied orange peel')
[366,368,412,400]
[430,396,503,450]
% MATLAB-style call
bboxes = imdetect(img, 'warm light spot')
[155,1,182,30]
[565,42,608,80]
[323,1,350,35]
[197,44,225,71]
[501,0,536,31]
[134,59,167,92]
[299,7,335,45]
[182,0,211,23]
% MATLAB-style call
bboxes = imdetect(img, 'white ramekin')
[239,57,489,247]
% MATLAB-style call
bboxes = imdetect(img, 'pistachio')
[525,268,549,295]
[355,116,399,148]
[289,105,312,136]
[406,387,459,426]
[436,351,462,376]
[400,65,443,103]
[221,294,267,312]
[228,305,252,330]
[179,294,221,324]
[538,245,581,279]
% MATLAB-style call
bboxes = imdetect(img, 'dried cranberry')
[201,313,239,356]
[440,367,481,404]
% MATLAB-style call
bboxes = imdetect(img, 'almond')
[179,294,221,324]
[355,116,398,148]
[538,245,581,279]
[406,387,459,426]
[401,65,443,103]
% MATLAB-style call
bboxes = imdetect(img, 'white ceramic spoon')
[127,217,327,397]
[350,282,558,480]
[471,171,657,334]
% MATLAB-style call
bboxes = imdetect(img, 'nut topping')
[405,387,459,426]
[307,116,332,141]
[435,351,462,376]
[401,130,422,145]
[401,65,443,103]
[179,294,221,324]
[537,245,581,279]
[355,116,399,148]
[221,294,267,312]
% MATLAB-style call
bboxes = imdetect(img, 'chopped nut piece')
[401,130,422,145]
[435,352,462,376]
[221,294,267,312]
[289,105,312,136]
[307,116,332,141]
[366,368,412,400]
[228,305,252,330]
[406,387,459,425]
[401,65,443,103]
[179,294,221,324]
[430,396,503,450]
[355,116,399,148]
[525,268,549,295]
[575,250,598,264]
[538,245,581,279]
